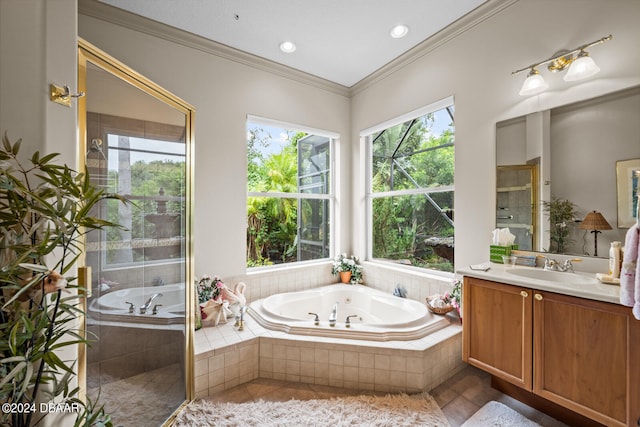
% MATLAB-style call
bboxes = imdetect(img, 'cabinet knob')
[520,290,528,298]
[534,294,543,301]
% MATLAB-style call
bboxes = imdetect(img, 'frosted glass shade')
[564,52,600,81]
[519,72,548,96]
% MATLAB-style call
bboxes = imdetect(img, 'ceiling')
[97,0,487,88]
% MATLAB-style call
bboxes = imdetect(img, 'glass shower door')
[496,165,538,251]
[79,41,194,427]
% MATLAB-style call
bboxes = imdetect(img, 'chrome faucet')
[140,293,162,314]
[561,259,575,273]
[543,257,561,271]
[542,257,580,273]
[329,302,339,327]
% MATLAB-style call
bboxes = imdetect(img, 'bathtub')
[249,284,449,341]
[88,283,185,328]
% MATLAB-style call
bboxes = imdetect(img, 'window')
[247,117,334,267]
[364,98,455,272]
[104,133,186,266]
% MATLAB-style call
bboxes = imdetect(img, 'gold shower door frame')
[496,164,538,252]
[77,38,196,424]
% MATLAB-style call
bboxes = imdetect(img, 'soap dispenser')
[609,241,622,278]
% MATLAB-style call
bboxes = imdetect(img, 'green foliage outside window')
[370,108,455,272]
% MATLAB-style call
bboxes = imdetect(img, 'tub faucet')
[329,302,339,327]
[125,301,135,314]
[140,293,163,314]
[345,315,360,328]
[235,306,247,331]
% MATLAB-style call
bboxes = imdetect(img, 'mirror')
[78,39,194,425]
[496,85,640,258]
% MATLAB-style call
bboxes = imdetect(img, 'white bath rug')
[175,392,450,426]
[461,401,541,427]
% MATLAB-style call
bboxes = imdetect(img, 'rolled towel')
[620,224,639,310]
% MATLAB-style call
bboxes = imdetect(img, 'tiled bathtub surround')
[195,262,462,398]
[194,316,463,398]
[223,260,456,306]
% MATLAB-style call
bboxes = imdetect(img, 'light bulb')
[279,41,296,53]
[390,25,409,39]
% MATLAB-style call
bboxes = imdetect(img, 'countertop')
[457,263,622,305]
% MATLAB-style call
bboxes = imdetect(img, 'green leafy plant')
[0,133,128,426]
[541,197,577,254]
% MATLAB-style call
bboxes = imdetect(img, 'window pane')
[372,109,454,193]
[298,135,330,195]
[247,196,298,266]
[299,199,330,260]
[372,192,454,272]
[247,124,300,193]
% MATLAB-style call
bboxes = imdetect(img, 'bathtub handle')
[125,301,135,314]
[345,315,360,328]
[152,304,163,315]
[308,312,320,326]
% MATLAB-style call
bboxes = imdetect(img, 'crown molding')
[78,0,351,97]
[349,0,520,96]
[78,0,518,99]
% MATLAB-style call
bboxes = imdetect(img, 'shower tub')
[249,284,449,341]
[88,282,185,328]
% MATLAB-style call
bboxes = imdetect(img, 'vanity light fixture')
[512,34,612,96]
[390,24,409,39]
[279,41,296,53]
[579,210,612,256]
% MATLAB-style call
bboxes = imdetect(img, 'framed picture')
[616,158,640,228]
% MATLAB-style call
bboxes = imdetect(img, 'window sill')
[362,260,454,281]
[246,259,332,276]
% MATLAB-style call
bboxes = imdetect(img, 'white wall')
[351,0,640,269]
[2,1,638,280]
[78,15,352,279]
[1,1,79,426]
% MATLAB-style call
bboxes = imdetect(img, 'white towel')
[620,224,640,319]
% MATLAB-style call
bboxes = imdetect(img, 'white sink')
[506,268,596,285]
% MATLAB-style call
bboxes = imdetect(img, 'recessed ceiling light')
[279,41,296,53]
[390,24,409,39]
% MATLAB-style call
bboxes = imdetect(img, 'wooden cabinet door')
[533,291,635,427]
[463,277,533,389]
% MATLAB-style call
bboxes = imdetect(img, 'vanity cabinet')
[462,277,640,427]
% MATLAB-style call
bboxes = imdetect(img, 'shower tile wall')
[86,325,184,388]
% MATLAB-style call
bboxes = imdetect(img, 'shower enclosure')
[78,40,194,426]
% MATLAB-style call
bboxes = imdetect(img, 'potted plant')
[542,197,577,253]
[0,134,127,426]
[331,253,363,284]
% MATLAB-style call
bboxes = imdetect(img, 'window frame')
[361,96,455,272]
[246,115,338,269]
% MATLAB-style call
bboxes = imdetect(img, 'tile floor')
[206,363,570,427]
[87,363,185,427]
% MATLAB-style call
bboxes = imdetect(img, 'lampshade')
[519,68,548,96]
[579,211,612,231]
[564,50,600,81]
